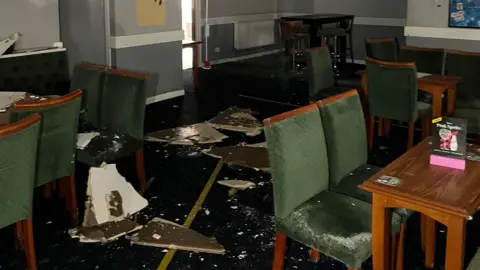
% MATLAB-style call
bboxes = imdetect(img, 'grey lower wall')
[203,23,281,62]
[0,0,60,49]
[59,0,107,72]
[352,25,405,60]
[112,41,183,97]
[407,37,480,53]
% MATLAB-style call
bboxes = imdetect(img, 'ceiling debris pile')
[203,145,270,172]
[129,218,225,254]
[217,180,256,190]
[207,107,263,137]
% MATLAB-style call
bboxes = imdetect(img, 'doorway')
[182,0,195,70]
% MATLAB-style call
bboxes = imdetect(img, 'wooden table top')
[361,138,480,218]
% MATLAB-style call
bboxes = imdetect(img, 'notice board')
[137,0,166,26]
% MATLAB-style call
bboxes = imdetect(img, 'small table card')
[430,117,467,169]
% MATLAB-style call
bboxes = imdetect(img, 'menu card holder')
[430,117,467,170]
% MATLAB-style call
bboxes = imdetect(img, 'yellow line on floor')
[157,159,224,270]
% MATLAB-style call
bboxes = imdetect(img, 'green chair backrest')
[0,114,41,228]
[263,104,329,219]
[10,91,82,187]
[70,62,107,128]
[399,46,445,75]
[366,57,419,122]
[444,50,480,100]
[305,46,335,98]
[467,248,480,270]
[100,69,147,139]
[365,37,399,62]
[317,90,368,187]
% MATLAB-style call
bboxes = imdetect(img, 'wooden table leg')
[447,88,456,116]
[372,193,391,270]
[445,216,466,270]
[431,90,443,117]
[192,44,199,89]
[424,216,436,268]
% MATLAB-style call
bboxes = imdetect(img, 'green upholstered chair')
[263,103,402,270]
[467,248,480,270]
[305,46,350,101]
[399,46,445,75]
[317,90,416,270]
[70,62,107,128]
[11,91,83,225]
[0,113,41,270]
[365,57,432,149]
[365,37,399,62]
[444,50,480,134]
[75,68,147,193]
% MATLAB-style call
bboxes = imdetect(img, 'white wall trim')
[210,49,282,65]
[202,13,406,27]
[109,30,185,49]
[405,26,480,41]
[146,90,185,105]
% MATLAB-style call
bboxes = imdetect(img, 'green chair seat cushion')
[332,165,413,221]
[467,248,480,270]
[417,101,432,119]
[454,108,480,134]
[276,191,402,268]
[76,129,143,167]
[456,98,480,110]
[310,86,351,102]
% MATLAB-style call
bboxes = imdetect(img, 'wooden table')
[282,14,354,65]
[182,40,202,89]
[361,72,462,117]
[360,138,480,270]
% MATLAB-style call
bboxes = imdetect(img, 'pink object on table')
[430,154,466,170]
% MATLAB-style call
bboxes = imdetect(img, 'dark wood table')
[282,14,354,65]
[360,138,480,270]
[182,40,202,89]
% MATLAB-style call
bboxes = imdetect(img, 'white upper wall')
[314,0,407,18]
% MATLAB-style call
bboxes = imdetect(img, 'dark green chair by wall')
[11,91,83,225]
[467,248,480,270]
[263,103,401,270]
[365,37,399,62]
[444,50,480,134]
[399,46,445,75]
[365,57,432,149]
[74,68,148,193]
[0,113,41,270]
[70,62,107,129]
[305,46,350,101]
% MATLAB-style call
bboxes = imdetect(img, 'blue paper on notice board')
[450,0,480,28]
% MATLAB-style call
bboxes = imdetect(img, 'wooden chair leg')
[273,233,287,270]
[391,233,399,270]
[310,249,320,263]
[62,176,78,226]
[43,183,52,199]
[396,224,406,270]
[383,119,392,137]
[424,216,436,268]
[407,123,415,149]
[135,149,146,194]
[15,221,24,249]
[422,117,431,139]
[22,219,37,270]
[377,118,384,137]
[368,116,375,151]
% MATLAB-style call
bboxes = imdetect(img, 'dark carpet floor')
[0,54,479,270]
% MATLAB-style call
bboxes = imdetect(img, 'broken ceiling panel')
[145,123,227,145]
[203,146,270,172]
[130,218,225,254]
[207,107,263,136]
[217,180,256,190]
[87,165,148,225]
[69,219,142,243]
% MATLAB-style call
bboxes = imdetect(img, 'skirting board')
[210,49,282,65]
[146,90,185,105]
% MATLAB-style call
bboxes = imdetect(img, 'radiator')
[234,20,275,50]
